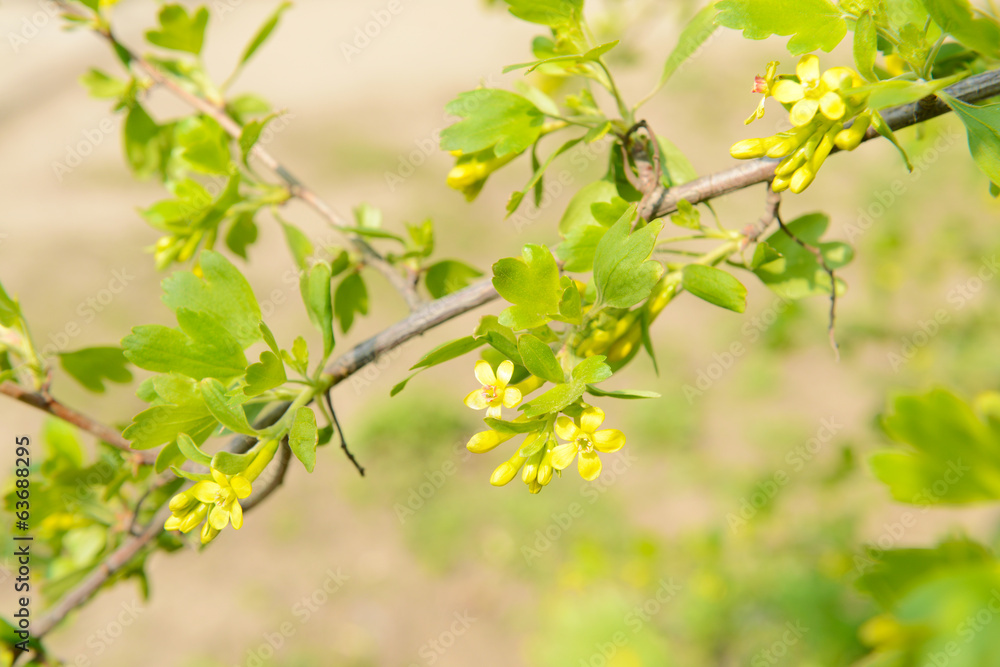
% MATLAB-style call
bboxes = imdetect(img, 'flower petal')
[550,442,578,470]
[771,80,804,104]
[230,502,244,530]
[821,66,855,90]
[579,406,605,434]
[502,387,522,408]
[554,416,580,441]
[486,404,502,419]
[464,389,489,410]
[578,451,602,481]
[593,429,625,453]
[208,505,229,530]
[191,481,220,504]
[496,360,514,386]
[474,360,496,386]
[789,98,819,127]
[211,468,228,487]
[819,91,845,120]
[230,475,252,499]
[796,54,820,85]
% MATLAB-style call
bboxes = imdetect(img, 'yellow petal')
[579,406,605,434]
[796,54,820,85]
[554,416,580,441]
[764,60,779,81]
[211,468,228,487]
[771,80,804,104]
[230,475,252,499]
[208,505,229,530]
[496,360,514,386]
[474,360,496,386]
[230,502,244,530]
[819,91,845,120]
[502,387,522,408]
[200,523,220,545]
[789,98,819,127]
[821,67,856,90]
[486,404,503,419]
[550,442,578,470]
[464,389,489,410]
[191,481,221,504]
[744,99,766,125]
[578,451,602,481]
[593,429,625,453]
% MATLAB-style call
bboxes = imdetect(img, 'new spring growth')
[464,359,522,418]
[731,55,870,194]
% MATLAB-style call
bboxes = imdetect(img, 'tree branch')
[639,68,1000,221]
[0,381,156,465]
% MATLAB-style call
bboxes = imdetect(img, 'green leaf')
[559,180,618,235]
[59,347,132,393]
[507,137,583,214]
[176,433,212,466]
[123,103,163,179]
[558,281,583,324]
[750,241,782,269]
[162,251,262,348]
[504,0,587,53]
[440,89,544,158]
[125,379,216,450]
[939,93,1000,187]
[521,355,612,418]
[281,221,314,271]
[0,279,22,327]
[671,199,701,230]
[289,407,318,473]
[123,309,247,381]
[410,336,485,371]
[922,0,1000,58]
[176,115,232,175]
[650,2,719,95]
[493,245,563,330]
[211,449,255,475]
[424,260,483,299]
[715,0,847,54]
[871,109,912,170]
[239,112,279,166]
[300,262,334,358]
[657,136,699,187]
[585,386,661,399]
[244,350,287,397]
[238,1,292,67]
[853,11,877,81]
[225,211,258,259]
[849,73,963,110]
[483,417,548,435]
[752,213,853,300]
[80,68,128,99]
[145,4,210,55]
[682,264,747,313]
[557,220,609,272]
[592,208,664,310]
[199,378,255,435]
[871,389,1000,503]
[474,316,522,363]
[334,272,369,334]
[517,334,564,384]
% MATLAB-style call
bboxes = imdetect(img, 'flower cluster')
[730,56,872,194]
[463,359,626,493]
[165,468,252,545]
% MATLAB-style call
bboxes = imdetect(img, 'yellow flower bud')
[446,163,488,190]
[522,447,545,484]
[169,490,197,513]
[775,147,808,178]
[200,521,221,545]
[467,429,508,454]
[807,123,840,174]
[789,164,816,194]
[179,504,208,533]
[730,138,772,159]
[771,174,791,192]
[490,451,527,486]
[834,111,871,151]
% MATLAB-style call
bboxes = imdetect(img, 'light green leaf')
[853,11,877,81]
[424,260,483,299]
[145,4,210,55]
[239,112,279,166]
[176,433,212,466]
[474,316,522,363]
[517,334,564,384]
[753,213,853,300]
[493,245,563,330]
[80,68,128,99]
[123,103,163,179]
[199,378,255,435]
[750,241,782,269]
[849,73,963,110]
[244,350,287,397]
[593,208,664,310]
[682,264,748,313]
[289,406,318,473]
[715,0,847,54]
[225,212,258,259]
[176,115,232,174]
[59,347,132,393]
[558,180,618,235]
[123,309,247,381]
[521,355,612,418]
[440,89,544,158]
[939,93,1000,187]
[410,336,485,371]
[211,449,255,475]
[301,262,334,357]
[505,0,587,53]
[281,220,314,271]
[238,1,292,67]
[0,280,21,327]
[585,386,661,399]
[650,2,719,96]
[334,272,369,334]
[507,137,583,215]
[922,0,1000,58]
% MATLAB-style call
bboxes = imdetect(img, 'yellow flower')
[190,469,252,531]
[446,148,519,201]
[550,406,625,481]
[770,55,861,127]
[745,60,779,125]
[464,360,522,419]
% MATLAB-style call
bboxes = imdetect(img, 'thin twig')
[325,390,364,476]
[0,381,156,465]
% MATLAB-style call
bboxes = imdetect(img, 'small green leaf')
[682,264,748,313]
[425,260,483,299]
[593,208,664,310]
[199,378,255,436]
[440,89,544,158]
[559,180,618,235]
[123,103,163,179]
[715,0,847,54]
[211,449,256,475]
[80,68,129,99]
[410,336,485,371]
[301,262,334,357]
[558,282,583,324]
[849,73,963,110]
[176,433,212,466]
[474,316,522,363]
[281,221,315,271]
[922,0,1000,58]
[238,1,292,67]
[585,386,661,399]
[517,334,564,384]
[753,213,853,300]
[225,212,258,259]
[750,241,782,269]
[289,406,318,473]
[493,244,563,330]
[244,350,287,397]
[145,4,210,55]
[123,309,247,381]
[59,347,132,393]
[572,355,613,384]
[853,11,877,80]
[239,112,279,166]
[334,272,369,334]
[671,199,701,230]
[650,2,719,95]
[939,93,1000,188]
[0,279,22,327]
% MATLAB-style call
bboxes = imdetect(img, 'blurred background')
[2,0,1000,665]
